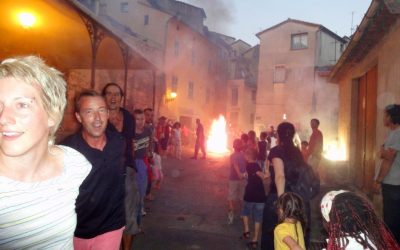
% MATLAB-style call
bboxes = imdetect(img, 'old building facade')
[82,0,230,130]
[330,0,400,194]
[255,19,347,144]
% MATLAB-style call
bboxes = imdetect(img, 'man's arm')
[373,146,397,192]
[233,162,244,179]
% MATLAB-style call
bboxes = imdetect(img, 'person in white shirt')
[0,56,91,249]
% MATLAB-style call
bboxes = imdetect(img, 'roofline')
[208,31,236,40]
[175,0,206,18]
[69,0,161,69]
[148,0,206,18]
[242,44,259,55]
[256,18,346,43]
[230,39,252,47]
[329,0,379,81]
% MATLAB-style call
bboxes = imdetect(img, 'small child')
[241,148,268,249]
[258,132,268,172]
[171,122,182,160]
[300,141,309,161]
[274,192,306,250]
[152,141,163,190]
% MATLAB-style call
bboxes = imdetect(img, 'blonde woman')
[0,56,91,249]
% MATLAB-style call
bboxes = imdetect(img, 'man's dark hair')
[311,118,320,126]
[260,131,267,140]
[134,109,144,115]
[75,89,104,112]
[101,82,124,97]
[385,104,400,125]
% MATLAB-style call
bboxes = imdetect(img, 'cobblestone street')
[132,148,349,249]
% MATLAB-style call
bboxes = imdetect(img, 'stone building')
[330,0,400,193]
[81,0,231,131]
[254,18,347,144]
[0,0,161,139]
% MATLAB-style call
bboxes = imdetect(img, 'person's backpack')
[292,164,320,201]
[285,160,320,201]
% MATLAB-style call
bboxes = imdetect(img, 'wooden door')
[354,66,377,192]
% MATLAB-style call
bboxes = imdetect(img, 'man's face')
[104,85,122,110]
[76,96,108,138]
[383,112,392,127]
[310,120,318,129]
[135,113,145,129]
[144,110,153,124]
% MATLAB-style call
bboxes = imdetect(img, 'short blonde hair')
[0,55,67,144]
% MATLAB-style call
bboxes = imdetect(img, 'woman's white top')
[0,146,91,249]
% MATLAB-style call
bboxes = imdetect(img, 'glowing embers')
[207,115,229,155]
[324,139,346,161]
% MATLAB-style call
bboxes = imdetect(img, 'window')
[251,90,257,102]
[188,81,194,99]
[144,15,149,25]
[191,50,196,65]
[171,76,178,92]
[99,3,107,15]
[174,41,179,57]
[230,112,238,127]
[231,88,238,106]
[120,2,128,13]
[340,43,344,53]
[291,33,308,50]
[274,65,286,83]
[250,113,254,124]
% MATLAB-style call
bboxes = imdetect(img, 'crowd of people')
[0,55,399,250]
[228,111,400,249]
[0,55,186,249]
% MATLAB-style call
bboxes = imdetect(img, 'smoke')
[180,0,235,33]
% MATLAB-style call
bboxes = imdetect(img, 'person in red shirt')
[306,119,323,176]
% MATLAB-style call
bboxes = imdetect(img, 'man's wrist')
[375,179,382,184]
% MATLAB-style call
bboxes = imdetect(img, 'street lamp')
[18,12,36,29]
[165,91,177,103]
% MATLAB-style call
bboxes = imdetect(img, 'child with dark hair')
[241,148,268,249]
[321,190,399,250]
[248,130,258,151]
[241,133,249,149]
[274,192,306,250]
[258,132,268,172]
[152,141,163,190]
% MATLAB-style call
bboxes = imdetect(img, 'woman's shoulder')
[274,222,294,234]
[269,146,285,158]
[56,145,92,178]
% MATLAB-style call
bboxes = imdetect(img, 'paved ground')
[132,148,347,250]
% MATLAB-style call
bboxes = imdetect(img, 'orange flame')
[207,115,229,154]
[323,139,347,161]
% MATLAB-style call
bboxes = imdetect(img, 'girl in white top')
[321,190,398,250]
[0,56,91,249]
[172,122,182,160]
